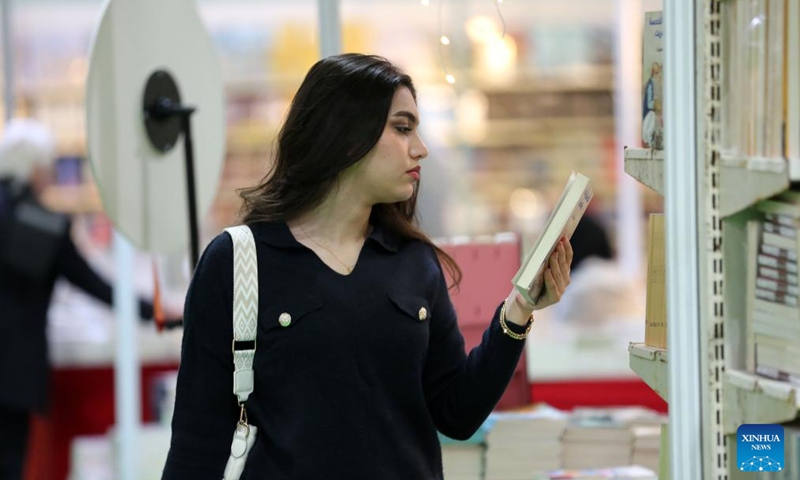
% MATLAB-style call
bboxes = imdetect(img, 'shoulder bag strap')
[224,225,258,404]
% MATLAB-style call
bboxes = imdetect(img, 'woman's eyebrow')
[391,111,419,125]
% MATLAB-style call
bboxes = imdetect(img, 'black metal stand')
[142,69,200,269]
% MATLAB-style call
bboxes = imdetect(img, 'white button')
[418,307,428,321]
[279,313,292,327]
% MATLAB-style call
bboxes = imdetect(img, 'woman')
[162,54,573,479]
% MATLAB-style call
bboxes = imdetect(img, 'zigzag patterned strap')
[224,225,258,404]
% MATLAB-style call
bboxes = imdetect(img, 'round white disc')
[85,0,226,253]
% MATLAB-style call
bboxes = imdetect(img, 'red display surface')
[24,363,178,480]
[530,379,669,413]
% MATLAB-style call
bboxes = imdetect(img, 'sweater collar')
[251,221,400,253]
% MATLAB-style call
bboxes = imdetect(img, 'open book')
[512,172,593,304]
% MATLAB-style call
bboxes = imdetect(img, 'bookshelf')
[723,370,800,435]
[718,156,789,218]
[626,1,800,478]
[628,343,668,402]
[623,147,664,196]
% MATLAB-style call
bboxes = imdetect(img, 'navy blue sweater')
[161,221,527,480]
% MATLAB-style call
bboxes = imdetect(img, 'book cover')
[642,11,664,150]
[512,172,593,305]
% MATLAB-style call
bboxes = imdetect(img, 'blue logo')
[737,424,784,472]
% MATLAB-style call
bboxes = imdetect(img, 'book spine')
[756,276,800,296]
[762,220,798,238]
[756,364,800,386]
[757,253,798,273]
[760,242,799,261]
[758,265,799,284]
[755,287,799,306]
[764,212,800,228]
[762,231,798,251]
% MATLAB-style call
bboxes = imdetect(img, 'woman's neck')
[289,189,371,245]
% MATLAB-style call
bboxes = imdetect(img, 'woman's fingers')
[549,246,564,287]
[557,240,571,286]
[544,268,562,300]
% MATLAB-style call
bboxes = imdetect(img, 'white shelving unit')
[723,370,800,435]
[626,1,800,479]
[623,147,664,196]
[719,153,789,218]
[628,343,668,401]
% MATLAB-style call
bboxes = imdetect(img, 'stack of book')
[630,425,661,472]
[561,408,665,470]
[748,195,800,384]
[561,422,633,469]
[533,466,657,480]
[439,424,490,480]
[484,405,569,480]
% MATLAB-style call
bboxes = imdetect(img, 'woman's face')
[345,86,429,204]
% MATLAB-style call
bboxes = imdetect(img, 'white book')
[512,172,593,304]
[787,0,800,178]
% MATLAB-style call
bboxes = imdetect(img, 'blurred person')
[0,118,178,480]
[569,212,613,272]
[554,210,645,326]
[162,54,575,480]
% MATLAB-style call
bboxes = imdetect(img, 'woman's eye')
[395,125,412,134]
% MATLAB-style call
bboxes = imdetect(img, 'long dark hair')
[239,53,461,287]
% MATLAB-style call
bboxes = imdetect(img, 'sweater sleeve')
[57,228,154,320]
[421,255,528,441]
[161,234,240,479]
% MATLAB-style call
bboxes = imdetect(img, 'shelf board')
[629,343,668,401]
[719,153,790,218]
[624,147,664,196]
[722,369,800,435]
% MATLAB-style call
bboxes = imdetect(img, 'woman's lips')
[407,167,421,181]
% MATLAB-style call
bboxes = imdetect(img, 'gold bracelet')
[499,299,533,340]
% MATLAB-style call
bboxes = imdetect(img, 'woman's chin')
[376,187,415,205]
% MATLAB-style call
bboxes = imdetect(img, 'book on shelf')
[641,11,664,150]
[720,0,786,158]
[756,277,800,296]
[512,172,593,305]
[754,287,798,306]
[755,365,800,386]
[746,209,800,375]
[762,221,797,238]
[763,212,800,228]
[756,337,800,374]
[758,265,799,285]
[757,253,799,273]
[645,214,666,349]
[760,243,798,262]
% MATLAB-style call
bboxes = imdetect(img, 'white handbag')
[222,225,259,480]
